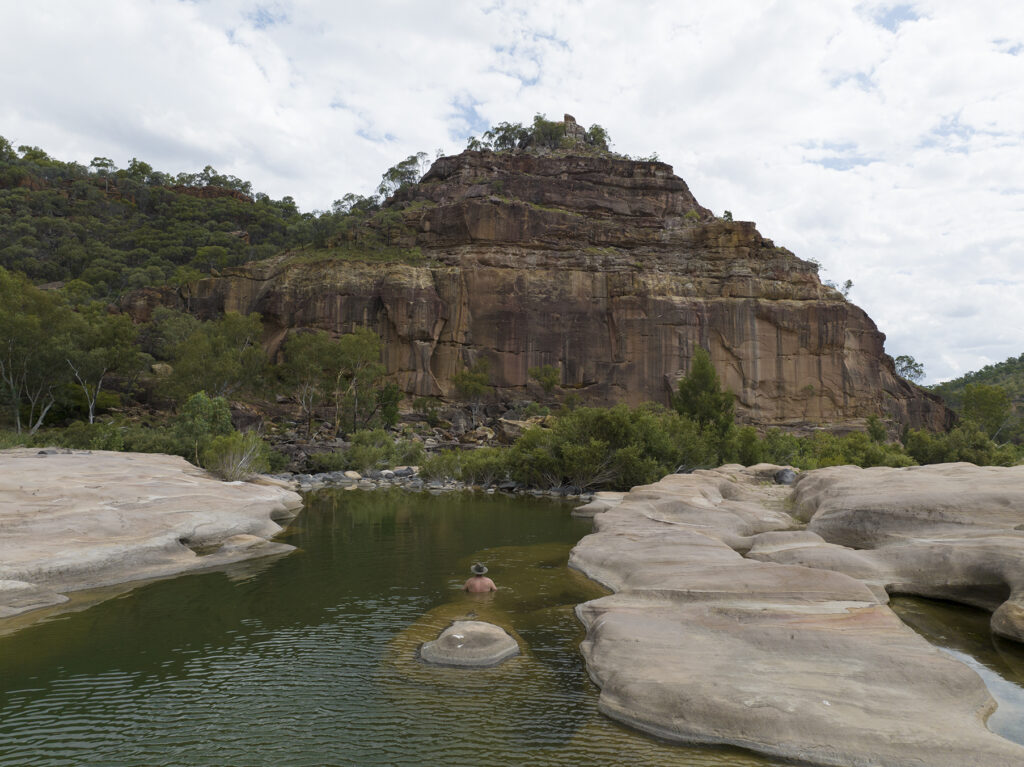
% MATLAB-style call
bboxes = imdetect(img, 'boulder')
[0,448,303,621]
[419,620,519,668]
[789,463,1024,641]
[569,465,1024,766]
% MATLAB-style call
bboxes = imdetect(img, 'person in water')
[463,562,497,592]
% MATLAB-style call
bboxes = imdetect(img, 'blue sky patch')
[871,4,920,32]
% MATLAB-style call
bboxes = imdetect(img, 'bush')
[904,422,1020,467]
[345,428,396,473]
[308,451,348,473]
[46,421,126,451]
[0,429,31,449]
[201,431,271,480]
[420,447,509,485]
[506,404,718,491]
[174,391,234,460]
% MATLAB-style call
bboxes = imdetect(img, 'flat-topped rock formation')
[0,448,303,620]
[570,464,1024,766]
[778,462,1024,641]
[179,147,950,433]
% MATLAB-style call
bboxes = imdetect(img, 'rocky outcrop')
[569,465,1024,766]
[419,620,519,667]
[188,148,951,432]
[767,462,1024,642]
[0,448,303,620]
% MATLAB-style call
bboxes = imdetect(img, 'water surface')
[0,489,782,766]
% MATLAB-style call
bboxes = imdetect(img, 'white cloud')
[1,0,1022,382]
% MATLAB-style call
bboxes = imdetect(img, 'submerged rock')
[419,620,519,668]
[570,464,1024,767]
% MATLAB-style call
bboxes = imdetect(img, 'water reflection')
[891,596,1024,744]
[0,489,788,765]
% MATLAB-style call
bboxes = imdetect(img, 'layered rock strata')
[0,448,303,619]
[186,150,950,433]
[570,465,1024,766]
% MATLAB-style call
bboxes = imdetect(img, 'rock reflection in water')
[891,596,1024,745]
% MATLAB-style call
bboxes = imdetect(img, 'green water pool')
[1,488,1020,766]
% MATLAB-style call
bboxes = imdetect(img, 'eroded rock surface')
[174,149,950,433]
[0,448,303,619]
[785,463,1024,642]
[570,465,1024,767]
[419,619,519,668]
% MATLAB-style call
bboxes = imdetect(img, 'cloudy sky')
[3,0,1022,383]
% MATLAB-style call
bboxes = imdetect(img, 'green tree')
[65,303,148,423]
[89,156,115,191]
[377,152,428,199]
[453,357,493,424]
[333,327,386,435]
[174,391,235,463]
[962,383,1012,439]
[528,363,560,395]
[166,312,268,401]
[0,267,75,433]
[671,348,735,441]
[281,330,345,436]
[894,354,925,383]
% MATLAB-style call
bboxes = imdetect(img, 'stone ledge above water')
[0,448,304,621]
[570,463,1024,767]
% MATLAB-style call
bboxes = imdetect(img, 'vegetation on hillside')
[930,353,1024,443]
[0,136,433,301]
[1,134,1021,488]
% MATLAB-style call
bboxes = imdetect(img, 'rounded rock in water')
[419,620,519,668]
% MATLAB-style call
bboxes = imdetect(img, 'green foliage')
[672,348,735,459]
[65,302,148,423]
[281,330,345,435]
[308,451,349,473]
[962,383,1013,439]
[0,429,30,448]
[931,353,1024,408]
[0,267,76,433]
[412,396,441,427]
[332,327,388,435]
[421,447,508,486]
[453,357,493,401]
[930,353,1024,444]
[894,354,924,383]
[0,141,308,296]
[201,431,271,480]
[33,420,126,451]
[173,391,234,459]
[471,115,614,155]
[377,153,429,199]
[340,428,424,473]
[528,363,560,394]
[904,422,1019,467]
[866,415,887,444]
[138,307,200,360]
[505,404,716,491]
[165,312,269,400]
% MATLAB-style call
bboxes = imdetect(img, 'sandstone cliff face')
[191,150,950,432]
